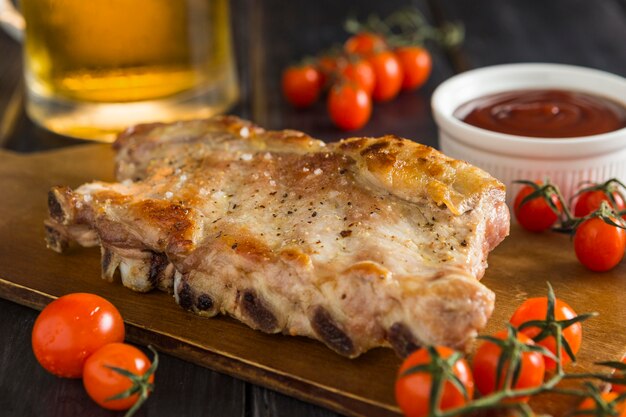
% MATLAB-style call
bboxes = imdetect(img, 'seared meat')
[45,116,509,357]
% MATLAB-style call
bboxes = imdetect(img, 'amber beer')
[21,0,238,140]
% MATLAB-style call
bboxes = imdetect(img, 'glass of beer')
[0,0,238,141]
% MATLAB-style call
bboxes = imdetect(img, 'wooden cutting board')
[0,145,625,417]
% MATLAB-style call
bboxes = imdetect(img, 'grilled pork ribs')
[45,116,509,357]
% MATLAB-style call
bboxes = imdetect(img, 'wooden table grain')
[1,1,625,416]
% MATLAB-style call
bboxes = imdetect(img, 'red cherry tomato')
[395,346,474,417]
[472,330,545,402]
[344,32,386,56]
[340,59,375,96]
[368,50,403,102]
[577,392,626,417]
[574,189,626,217]
[513,183,562,232]
[510,297,582,371]
[281,65,322,108]
[395,46,432,90]
[83,343,155,411]
[327,82,372,131]
[574,216,626,272]
[32,293,125,378]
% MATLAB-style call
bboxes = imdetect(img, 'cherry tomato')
[472,330,545,402]
[281,65,322,108]
[611,356,626,394]
[368,50,403,102]
[395,346,474,417]
[577,392,626,417]
[327,82,372,131]
[510,297,582,371]
[83,343,154,411]
[574,216,626,272]
[395,46,432,90]
[513,183,562,232]
[574,189,626,217]
[344,32,386,56]
[32,293,125,378]
[340,59,375,96]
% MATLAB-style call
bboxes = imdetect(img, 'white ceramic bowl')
[431,63,626,205]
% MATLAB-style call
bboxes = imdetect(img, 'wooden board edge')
[0,277,401,417]
[0,148,21,159]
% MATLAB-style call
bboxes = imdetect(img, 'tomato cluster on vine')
[282,32,432,131]
[394,285,626,417]
[513,179,626,272]
[281,8,462,131]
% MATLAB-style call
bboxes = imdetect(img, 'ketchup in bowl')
[454,89,626,138]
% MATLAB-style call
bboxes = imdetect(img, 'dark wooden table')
[1,1,625,416]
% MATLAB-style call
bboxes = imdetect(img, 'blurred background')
[1,0,625,152]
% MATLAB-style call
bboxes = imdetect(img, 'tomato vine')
[396,284,626,417]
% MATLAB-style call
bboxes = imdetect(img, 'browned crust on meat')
[342,261,390,279]
[130,200,194,253]
[335,136,505,215]
[217,231,275,263]
[113,117,504,217]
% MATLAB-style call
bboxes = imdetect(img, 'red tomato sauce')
[455,89,626,138]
